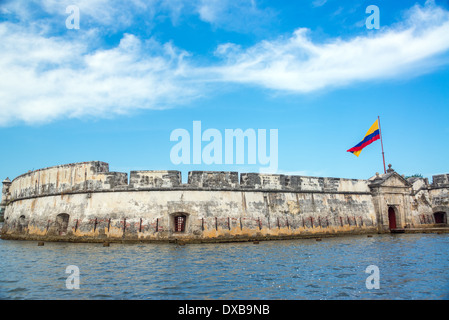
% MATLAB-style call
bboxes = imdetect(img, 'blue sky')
[1,0,449,183]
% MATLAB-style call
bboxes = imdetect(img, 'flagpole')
[378,115,386,174]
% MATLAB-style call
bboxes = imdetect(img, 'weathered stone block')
[188,171,238,188]
[129,171,181,189]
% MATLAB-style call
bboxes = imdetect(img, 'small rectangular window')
[174,216,185,232]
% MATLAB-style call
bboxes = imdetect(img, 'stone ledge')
[0,228,379,244]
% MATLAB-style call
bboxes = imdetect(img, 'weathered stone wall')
[407,175,449,227]
[432,174,449,187]
[129,170,182,189]
[240,173,370,193]
[188,171,239,188]
[1,189,377,242]
[1,178,11,220]
[1,162,448,243]
[8,161,128,200]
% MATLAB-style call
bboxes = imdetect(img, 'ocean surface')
[1,230,448,300]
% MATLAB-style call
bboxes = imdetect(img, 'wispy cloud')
[0,24,198,125]
[208,2,449,93]
[1,1,449,126]
[195,0,276,32]
[0,0,275,33]
[312,0,328,8]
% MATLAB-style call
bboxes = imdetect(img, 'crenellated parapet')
[129,171,182,189]
[4,162,376,201]
[240,173,369,193]
[188,171,239,189]
[4,161,448,201]
[431,174,449,188]
[429,174,449,212]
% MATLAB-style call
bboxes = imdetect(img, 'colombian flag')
[347,120,380,157]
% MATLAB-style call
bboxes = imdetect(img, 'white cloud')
[0,24,198,126]
[1,1,449,126]
[207,2,449,93]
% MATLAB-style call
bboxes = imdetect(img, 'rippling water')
[1,232,449,300]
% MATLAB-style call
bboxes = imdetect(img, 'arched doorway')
[388,207,397,230]
[434,212,446,224]
[56,213,70,235]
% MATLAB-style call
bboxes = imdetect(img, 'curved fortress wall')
[1,162,448,242]
[7,161,128,198]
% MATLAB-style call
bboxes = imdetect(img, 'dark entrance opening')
[56,213,70,235]
[434,212,446,224]
[18,215,26,232]
[174,215,186,232]
[388,207,397,230]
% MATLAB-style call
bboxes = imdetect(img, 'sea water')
[1,232,448,300]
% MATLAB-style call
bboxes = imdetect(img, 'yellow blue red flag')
[347,120,380,157]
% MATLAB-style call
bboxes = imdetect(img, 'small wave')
[8,287,28,293]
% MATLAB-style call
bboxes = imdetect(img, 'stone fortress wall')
[1,161,448,243]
